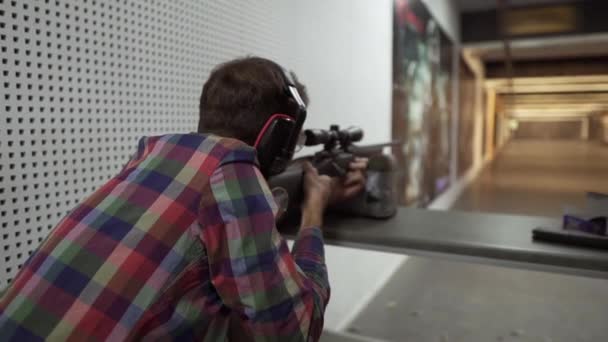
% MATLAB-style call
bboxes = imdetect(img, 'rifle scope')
[304,125,363,147]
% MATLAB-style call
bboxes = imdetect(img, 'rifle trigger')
[331,161,347,177]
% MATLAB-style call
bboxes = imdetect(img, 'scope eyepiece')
[304,129,331,146]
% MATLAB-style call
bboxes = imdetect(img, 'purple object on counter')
[563,215,607,236]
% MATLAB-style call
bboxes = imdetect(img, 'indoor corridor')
[3,0,608,341]
[452,139,608,217]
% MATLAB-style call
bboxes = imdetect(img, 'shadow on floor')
[321,330,389,342]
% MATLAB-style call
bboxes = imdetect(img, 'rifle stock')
[267,165,305,207]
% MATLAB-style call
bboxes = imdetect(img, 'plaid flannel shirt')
[0,134,330,341]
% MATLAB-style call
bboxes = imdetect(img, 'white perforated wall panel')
[0,0,294,287]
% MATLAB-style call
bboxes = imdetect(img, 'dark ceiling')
[455,0,581,13]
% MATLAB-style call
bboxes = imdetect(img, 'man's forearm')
[291,217,328,292]
[300,207,324,230]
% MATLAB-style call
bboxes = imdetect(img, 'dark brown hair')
[198,57,308,146]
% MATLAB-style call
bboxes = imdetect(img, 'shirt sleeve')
[198,161,330,341]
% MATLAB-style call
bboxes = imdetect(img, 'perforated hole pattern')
[0,0,293,287]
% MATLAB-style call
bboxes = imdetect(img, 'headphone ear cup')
[256,117,297,176]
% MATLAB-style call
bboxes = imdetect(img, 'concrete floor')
[342,140,608,342]
[347,258,608,342]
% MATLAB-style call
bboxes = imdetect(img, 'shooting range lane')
[282,208,608,278]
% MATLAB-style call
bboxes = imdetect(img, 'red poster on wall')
[392,0,454,207]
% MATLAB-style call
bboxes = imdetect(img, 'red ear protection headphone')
[254,68,307,177]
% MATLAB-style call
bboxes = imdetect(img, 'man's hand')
[301,162,333,227]
[329,157,368,205]
[301,158,368,227]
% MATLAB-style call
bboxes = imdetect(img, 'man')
[0,57,367,341]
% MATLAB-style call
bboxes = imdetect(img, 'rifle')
[267,125,399,224]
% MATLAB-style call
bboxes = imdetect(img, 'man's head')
[198,57,309,146]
